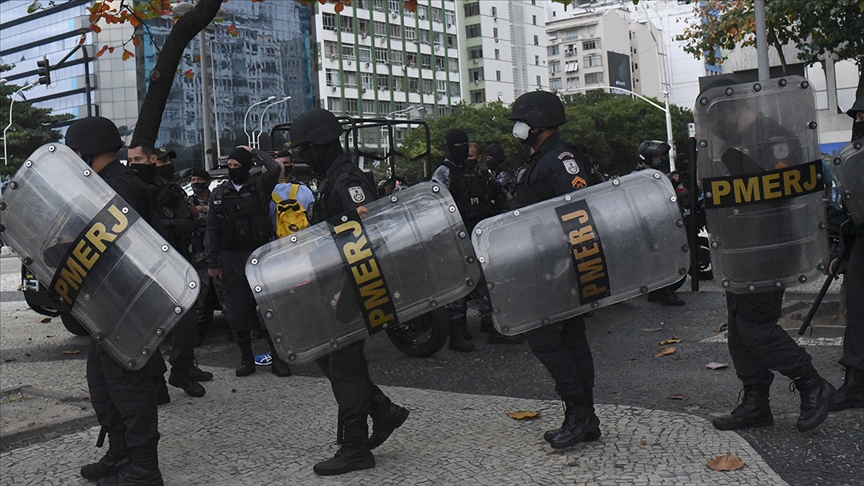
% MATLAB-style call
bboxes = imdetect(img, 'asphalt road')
[1,254,860,485]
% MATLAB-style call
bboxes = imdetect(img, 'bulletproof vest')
[443,161,497,231]
[145,178,194,258]
[189,193,209,264]
[309,164,376,225]
[211,179,274,251]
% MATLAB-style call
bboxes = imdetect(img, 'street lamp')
[636,6,676,167]
[244,96,275,146]
[385,105,424,119]
[255,96,290,149]
[3,80,38,167]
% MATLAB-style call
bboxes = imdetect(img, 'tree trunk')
[768,24,788,76]
[132,0,223,143]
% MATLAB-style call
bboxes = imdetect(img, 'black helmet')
[507,91,566,128]
[64,116,123,156]
[288,109,344,148]
[638,140,671,161]
[847,96,864,119]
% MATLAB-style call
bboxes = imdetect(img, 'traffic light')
[36,57,51,86]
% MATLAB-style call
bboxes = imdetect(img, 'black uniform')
[86,160,161,473]
[190,190,227,341]
[206,152,280,335]
[510,132,595,399]
[311,154,394,421]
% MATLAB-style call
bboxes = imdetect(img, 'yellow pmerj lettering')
[802,164,818,191]
[578,257,606,284]
[711,180,732,206]
[733,177,760,203]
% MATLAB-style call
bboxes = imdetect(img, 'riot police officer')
[431,130,519,349]
[827,97,864,411]
[289,108,409,476]
[206,146,292,378]
[507,91,601,449]
[65,117,164,485]
[634,141,686,307]
[128,139,209,398]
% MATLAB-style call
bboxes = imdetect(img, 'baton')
[797,259,843,335]
[96,426,107,448]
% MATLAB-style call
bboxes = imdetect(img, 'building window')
[421,53,432,69]
[345,98,358,115]
[585,72,604,84]
[533,35,539,46]
[423,79,433,93]
[431,7,442,22]
[363,99,375,115]
[584,54,602,68]
[344,72,357,88]
[359,47,372,63]
[324,41,339,58]
[550,78,562,90]
[437,80,447,92]
[548,45,559,56]
[376,47,388,63]
[419,29,430,43]
[564,44,577,57]
[492,6,498,17]
[565,61,579,72]
[405,27,416,41]
[379,100,391,113]
[549,61,560,73]
[327,97,342,112]
[436,56,446,70]
[466,24,481,39]
[567,76,579,89]
[445,11,455,26]
[371,0,384,10]
[342,44,355,61]
[532,15,537,25]
[362,72,373,90]
[582,39,598,51]
[390,23,401,38]
[493,28,499,39]
[447,34,457,48]
[535,55,540,66]
[450,81,461,96]
[357,19,369,34]
[449,58,459,72]
[469,67,483,83]
[391,50,403,64]
[470,89,485,103]
[536,75,542,86]
[374,21,387,36]
[468,46,483,59]
[326,69,340,87]
[496,70,502,81]
[464,2,480,17]
[377,74,390,90]
[322,13,337,31]
[406,53,417,67]
[408,78,419,92]
[389,0,399,11]
[494,49,500,60]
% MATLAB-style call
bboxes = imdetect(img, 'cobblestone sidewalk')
[1,374,786,486]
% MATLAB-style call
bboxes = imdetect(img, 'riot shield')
[246,181,479,363]
[471,170,689,335]
[694,76,827,293]
[830,140,864,225]
[0,144,199,370]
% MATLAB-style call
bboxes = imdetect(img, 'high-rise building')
[457,0,547,104]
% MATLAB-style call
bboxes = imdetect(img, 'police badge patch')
[772,142,789,160]
[348,186,366,203]
[563,159,580,175]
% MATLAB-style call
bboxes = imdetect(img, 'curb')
[0,386,95,453]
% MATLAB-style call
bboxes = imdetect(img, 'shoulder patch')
[348,186,366,203]
[557,151,574,160]
[562,158,580,175]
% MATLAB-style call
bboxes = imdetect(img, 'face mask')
[156,163,174,181]
[512,121,531,141]
[229,167,250,185]
[448,145,469,164]
[465,158,477,170]
[191,183,208,194]
[132,163,158,184]
[853,121,864,141]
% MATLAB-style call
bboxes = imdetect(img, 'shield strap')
[48,194,140,306]
[328,209,399,334]
[555,199,611,305]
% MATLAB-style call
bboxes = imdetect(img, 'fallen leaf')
[706,362,729,370]
[660,338,681,345]
[507,410,539,420]
[46,335,54,338]
[714,323,728,333]
[40,318,52,323]
[4,358,15,363]
[640,440,647,445]
[707,454,745,472]
[668,394,687,400]
[62,350,80,355]
[642,328,661,332]
[654,346,676,358]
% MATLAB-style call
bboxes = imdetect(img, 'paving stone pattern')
[1,375,787,486]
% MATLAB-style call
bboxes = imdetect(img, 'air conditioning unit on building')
[332,86,337,92]
[378,36,386,44]
[361,32,368,39]
[391,12,398,18]
[330,54,337,60]
[437,92,443,100]
[424,90,432,95]
[366,62,371,67]
[347,60,352,66]
[472,59,479,64]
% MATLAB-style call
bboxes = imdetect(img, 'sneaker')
[254,352,272,366]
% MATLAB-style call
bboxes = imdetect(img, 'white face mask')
[512,121,531,140]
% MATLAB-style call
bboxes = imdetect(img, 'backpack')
[272,184,309,238]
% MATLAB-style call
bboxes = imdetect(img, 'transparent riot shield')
[471,170,689,335]
[694,76,827,293]
[246,182,479,363]
[0,144,199,370]
[830,140,864,225]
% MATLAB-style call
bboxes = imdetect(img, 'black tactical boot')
[188,366,213,382]
[96,464,164,486]
[829,366,864,411]
[712,384,773,430]
[448,318,475,352]
[368,395,410,450]
[234,332,255,377]
[547,396,600,449]
[544,391,601,443]
[792,365,835,432]
[81,445,130,481]
[313,417,375,476]
[271,356,293,378]
[482,316,523,344]
[168,368,205,397]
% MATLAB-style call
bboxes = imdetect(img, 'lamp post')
[244,96,275,146]
[3,80,38,167]
[255,96,290,149]
[636,6,676,167]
